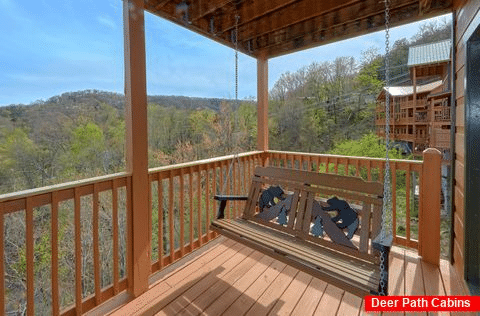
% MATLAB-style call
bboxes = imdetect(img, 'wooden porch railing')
[147,151,264,274]
[0,173,130,315]
[266,150,426,250]
[0,149,441,314]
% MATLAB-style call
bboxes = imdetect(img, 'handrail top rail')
[148,150,264,174]
[266,150,423,165]
[0,172,130,203]
[0,150,422,203]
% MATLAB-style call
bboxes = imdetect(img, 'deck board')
[156,246,256,315]
[100,237,472,316]
[266,271,312,316]
[404,250,427,316]
[200,255,275,315]
[174,250,262,315]
[290,277,327,316]
[222,260,287,315]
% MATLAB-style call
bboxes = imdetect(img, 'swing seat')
[211,166,390,297]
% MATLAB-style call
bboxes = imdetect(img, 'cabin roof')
[408,39,452,67]
[383,80,443,97]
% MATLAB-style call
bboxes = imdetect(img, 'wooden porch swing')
[211,1,394,297]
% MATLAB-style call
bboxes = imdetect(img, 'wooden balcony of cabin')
[0,150,470,315]
[434,106,452,122]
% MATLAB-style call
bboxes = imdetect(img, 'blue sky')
[0,0,451,106]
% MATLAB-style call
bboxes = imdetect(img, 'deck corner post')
[124,0,150,297]
[257,51,269,152]
[420,148,442,266]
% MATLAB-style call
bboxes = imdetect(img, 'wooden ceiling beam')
[143,1,249,56]
[257,0,452,58]
[240,0,392,44]
[190,0,237,22]
[148,0,171,11]
[214,0,356,37]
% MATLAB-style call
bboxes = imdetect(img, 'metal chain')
[379,253,386,295]
[378,0,393,246]
[221,14,242,196]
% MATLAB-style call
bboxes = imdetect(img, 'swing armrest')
[214,195,249,219]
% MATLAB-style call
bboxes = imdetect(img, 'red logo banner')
[365,296,480,312]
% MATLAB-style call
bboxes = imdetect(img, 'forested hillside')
[0,19,451,195]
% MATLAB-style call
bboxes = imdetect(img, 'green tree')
[64,122,106,175]
[329,132,406,159]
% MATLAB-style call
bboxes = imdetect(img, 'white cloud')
[97,15,116,29]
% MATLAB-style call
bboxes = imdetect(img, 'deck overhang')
[144,0,453,59]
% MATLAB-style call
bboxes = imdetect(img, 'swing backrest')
[242,166,384,263]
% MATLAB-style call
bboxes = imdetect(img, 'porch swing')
[211,1,394,297]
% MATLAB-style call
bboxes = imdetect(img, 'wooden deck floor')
[92,237,471,316]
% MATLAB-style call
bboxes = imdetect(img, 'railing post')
[124,0,150,297]
[257,51,268,152]
[419,148,442,266]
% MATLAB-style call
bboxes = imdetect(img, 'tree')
[329,132,406,159]
[64,122,106,175]
[357,47,383,95]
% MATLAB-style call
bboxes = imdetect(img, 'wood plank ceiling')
[144,0,453,59]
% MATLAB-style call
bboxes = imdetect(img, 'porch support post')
[124,0,150,296]
[419,148,442,266]
[413,66,417,151]
[257,51,269,153]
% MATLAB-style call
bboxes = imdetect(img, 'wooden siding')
[453,0,480,281]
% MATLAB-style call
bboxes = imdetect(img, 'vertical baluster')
[180,169,185,255]
[112,180,119,293]
[315,157,320,173]
[249,156,253,178]
[212,163,217,239]
[334,158,339,174]
[219,162,224,205]
[242,157,246,196]
[26,197,34,316]
[169,171,174,261]
[0,203,3,315]
[125,177,133,295]
[148,175,152,268]
[157,175,163,268]
[325,157,330,173]
[345,159,349,176]
[197,166,202,246]
[406,165,411,243]
[417,165,422,248]
[51,192,59,315]
[226,162,231,219]
[367,160,372,181]
[93,184,101,305]
[74,188,82,315]
[379,161,385,183]
[391,163,397,242]
[232,161,236,217]
[205,167,210,241]
[189,169,194,250]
